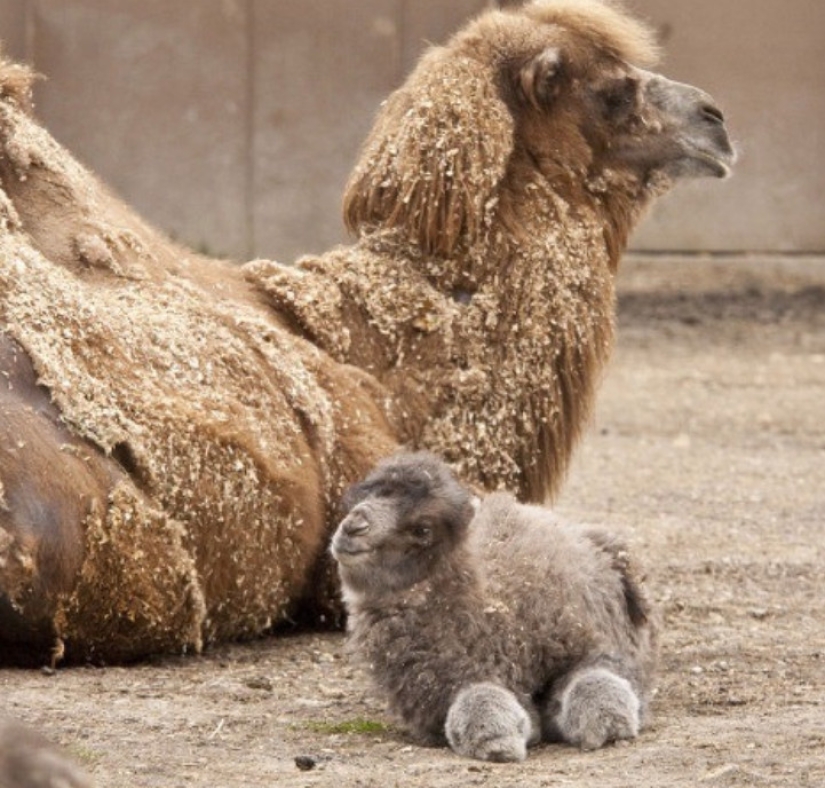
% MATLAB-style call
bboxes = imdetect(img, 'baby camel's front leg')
[444,682,535,762]
[548,666,641,751]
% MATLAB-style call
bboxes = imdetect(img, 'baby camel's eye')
[408,520,434,544]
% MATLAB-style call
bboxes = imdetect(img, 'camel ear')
[343,48,514,257]
[519,47,564,110]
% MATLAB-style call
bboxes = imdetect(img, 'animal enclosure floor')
[2,255,824,788]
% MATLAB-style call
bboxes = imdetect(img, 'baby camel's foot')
[445,682,533,762]
[555,667,641,751]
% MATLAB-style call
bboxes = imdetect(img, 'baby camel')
[331,452,657,762]
[0,718,93,788]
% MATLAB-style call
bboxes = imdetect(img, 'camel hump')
[582,528,652,627]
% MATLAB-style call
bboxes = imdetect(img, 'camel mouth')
[695,148,735,178]
[330,540,374,561]
[684,133,738,179]
[675,141,736,180]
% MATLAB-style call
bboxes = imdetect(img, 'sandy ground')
[2,255,824,787]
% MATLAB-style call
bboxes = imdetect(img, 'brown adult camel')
[0,0,735,664]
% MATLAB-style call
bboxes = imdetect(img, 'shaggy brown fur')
[0,60,397,663]
[331,452,658,760]
[0,0,733,663]
[251,0,734,501]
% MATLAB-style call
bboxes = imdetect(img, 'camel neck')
[352,547,481,620]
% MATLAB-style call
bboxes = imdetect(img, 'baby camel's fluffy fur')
[0,718,93,788]
[331,452,658,761]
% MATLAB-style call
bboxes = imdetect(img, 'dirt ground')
[2,255,823,787]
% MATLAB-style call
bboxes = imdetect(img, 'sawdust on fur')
[0,62,397,662]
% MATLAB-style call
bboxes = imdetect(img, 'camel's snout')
[331,506,376,561]
[642,72,737,179]
[698,102,725,126]
[341,511,371,538]
[693,93,737,174]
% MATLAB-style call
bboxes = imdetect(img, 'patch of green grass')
[303,718,390,736]
[66,744,100,766]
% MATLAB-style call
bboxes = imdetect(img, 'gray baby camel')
[331,452,658,762]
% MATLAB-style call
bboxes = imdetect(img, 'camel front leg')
[444,682,536,762]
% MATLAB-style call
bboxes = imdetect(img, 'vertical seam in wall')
[24,0,35,66]
[397,0,407,84]
[244,0,256,259]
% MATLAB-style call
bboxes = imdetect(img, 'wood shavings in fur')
[0,62,398,661]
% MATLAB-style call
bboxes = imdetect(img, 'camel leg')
[444,682,535,762]
[546,665,641,751]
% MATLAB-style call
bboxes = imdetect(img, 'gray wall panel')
[0,0,26,62]
[630,0,825,252]
[31,0,250,257]
[251,0,404,260]
[0,0,820,257]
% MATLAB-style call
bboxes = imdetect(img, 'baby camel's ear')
[445,493,477,548]
[461,496,477,525]
[343,46,514,257]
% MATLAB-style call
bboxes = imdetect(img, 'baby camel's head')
[331,452,475,598]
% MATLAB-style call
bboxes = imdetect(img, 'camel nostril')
[343,517,370,537]
[700,103,725,125]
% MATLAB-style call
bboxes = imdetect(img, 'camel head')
[510,1,736,184]
[331,452,474,597]
[343,0,735,257]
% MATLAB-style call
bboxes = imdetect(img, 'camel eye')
[409,521,433,543]
[599,77,638,119]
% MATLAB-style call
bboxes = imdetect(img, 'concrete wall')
[0,1,822,259]
[630,0,825,253]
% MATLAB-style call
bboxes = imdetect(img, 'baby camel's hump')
[469,492,648,660]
